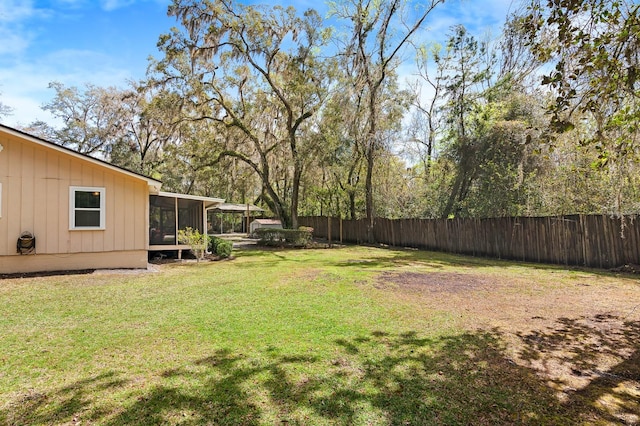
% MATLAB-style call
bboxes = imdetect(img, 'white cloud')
[423,0,514,38]
[0,48,133,127]
[0,0,174,128]
[54,0,86,6]
[99,0,169,12]
[0,93,55,127]
[0,0,173,129]
[454,0,514,32]
[0,0,36,23]
[100,0,136,12]
[0,29,31,55]
[0,0,40,56]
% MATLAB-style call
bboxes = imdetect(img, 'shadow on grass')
[233,245,508,273]
[515,314,640,425]
[234,245,640,280]
[0,371,128,425]
[5,317,638,425]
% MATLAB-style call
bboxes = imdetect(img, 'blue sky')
[0,0,516,127]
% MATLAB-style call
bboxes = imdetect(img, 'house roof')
[0,124,162,192]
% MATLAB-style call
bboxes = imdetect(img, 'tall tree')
[313,61,368,220]
[109,82,181,175]
[519,0,640,165]
[0,91,12,120]
[26,81,177,176]
[430,23,550,218]
[330,0,445,239]
[153,0,333,228]
[406,43,447,178]
[439,25,495,217]
[39,82,126,156]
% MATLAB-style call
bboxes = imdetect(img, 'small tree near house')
[177,227,209,262]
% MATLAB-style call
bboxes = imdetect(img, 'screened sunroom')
[149,191,224,255]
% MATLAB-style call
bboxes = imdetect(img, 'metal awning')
[213,203,264,214]
[158,191,225,209]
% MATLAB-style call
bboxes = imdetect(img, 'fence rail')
[299,215,640,269]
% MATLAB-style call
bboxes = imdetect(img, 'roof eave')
[157,191,225,206]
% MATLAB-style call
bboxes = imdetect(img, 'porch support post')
[203,203,209,253]
[246,203,250,235]
[174,196,179,243]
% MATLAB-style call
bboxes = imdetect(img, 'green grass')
[1,246,638,425]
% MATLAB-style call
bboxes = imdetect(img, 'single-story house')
[0,124,223,274]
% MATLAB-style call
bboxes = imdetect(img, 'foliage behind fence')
[299,215,640,269]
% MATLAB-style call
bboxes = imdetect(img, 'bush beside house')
[209,236,233,258]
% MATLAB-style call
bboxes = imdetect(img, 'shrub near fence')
[299,215,640,269]
[254,228,313,247]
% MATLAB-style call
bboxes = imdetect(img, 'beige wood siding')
[0,250,148,274]
[0,131,149,258]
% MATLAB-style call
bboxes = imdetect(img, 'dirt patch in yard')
[376,271,493,293]
[374,270,639,330]
[375,269,640,424]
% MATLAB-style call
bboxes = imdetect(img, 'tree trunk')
[290,162,303,229]
[349,191,356,220]
[443,172,464,218]
[365,144,375,242]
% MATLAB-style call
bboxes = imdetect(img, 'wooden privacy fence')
[299,215,640,269]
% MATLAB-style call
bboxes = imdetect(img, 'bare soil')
[376,270,640,424]
[377,271,491,293]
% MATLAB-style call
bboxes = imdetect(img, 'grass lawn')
[1,246,639,425]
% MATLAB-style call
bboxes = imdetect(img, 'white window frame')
[69,186,106,230]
